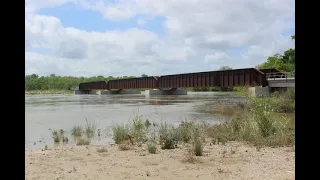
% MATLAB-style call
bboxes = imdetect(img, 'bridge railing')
[266,72,295,79]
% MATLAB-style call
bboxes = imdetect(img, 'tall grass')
[84,118,97,138]
[205,87,295,147]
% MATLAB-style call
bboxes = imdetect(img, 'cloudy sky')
[25,0,295,77]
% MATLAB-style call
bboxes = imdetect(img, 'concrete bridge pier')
[248,87,271,97]
[107,89,142,95]
[248,87,294,97]
[144,88,187,96]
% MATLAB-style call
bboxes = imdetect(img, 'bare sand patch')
[25,142,294,180]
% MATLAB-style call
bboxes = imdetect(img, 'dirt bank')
[25,142,294,180]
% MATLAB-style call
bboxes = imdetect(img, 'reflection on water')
[25,92,242,149]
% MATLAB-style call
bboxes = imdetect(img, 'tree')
[256,35,295,72]
[141,74,148,77]
[218,66,232,70]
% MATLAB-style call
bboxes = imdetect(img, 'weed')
[84,118,97,138]
[177,120,195,143]
[193,129,203,156]
[112,124,131,144]
[159,122,178,149]
[52,129,61,143]
[71,125,83,138]
[76,138,90,146]
[118,144,132,151]
[181,152,203,164]
[97,147,108,153]
[131,115,147,142]
[147,140,157,154]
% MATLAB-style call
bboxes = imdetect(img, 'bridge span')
[75,68,294,97]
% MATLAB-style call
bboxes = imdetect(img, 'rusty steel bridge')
[78,68,292,91]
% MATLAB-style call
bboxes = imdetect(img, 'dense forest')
[25,35,295,92]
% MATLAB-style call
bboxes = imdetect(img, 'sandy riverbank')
[25,142,294,180]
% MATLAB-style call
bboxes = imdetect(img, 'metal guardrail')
[266,72,295,79]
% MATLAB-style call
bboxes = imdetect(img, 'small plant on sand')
[177,120,195,143]
[118,144,132,151]
[71,125,83,138]
[192,129,203,156]
[147,140,157,154]
[112,124,131,144]
[131,115,147,142]
[76,138,90,146]
[84,118,97,138]
[159,122,178,149]
[250,98,275,137]
[97,147,108,153]
[52,129,60,143]
[181,150,203,164]
[51,129,68,143]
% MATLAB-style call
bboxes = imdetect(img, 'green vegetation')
[71,125,83,138]
[96,147,108,153]
[208,88,295,147]
[25,73,137,91]
[111,88,294,151]
[50,119,97,146]
[51,129,68,143]
[76,138,90,146]
[257,35,295,73]
[147,140,157,154]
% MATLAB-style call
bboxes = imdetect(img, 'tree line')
[25,35,294,91]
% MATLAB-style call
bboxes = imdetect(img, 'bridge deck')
[77,68,292,90]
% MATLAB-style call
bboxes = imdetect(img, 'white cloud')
[137,19,146,26]
[25,0,295,77]
[204,52,231,63]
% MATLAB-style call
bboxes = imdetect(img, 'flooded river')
[25,92,244,149]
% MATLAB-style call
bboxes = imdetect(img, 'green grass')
[50,119,97,146]
[76,138,90,146]
[203,88,295,147]
[97,147,108,153]
[84,119,97,138]
[192,129,203,156]
[71,125,83,138]
[51,129,68,143]
[112,115,150,145]
[147,140,157,154]
[158,122,179,149]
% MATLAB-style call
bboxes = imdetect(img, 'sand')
[25,142,295,180]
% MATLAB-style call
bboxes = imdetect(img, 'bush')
[192,129,203,156]
[159,122,179,149]
[112,124,131,144]
[147,140,157,154]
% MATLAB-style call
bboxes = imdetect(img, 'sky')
[25,0,295,77]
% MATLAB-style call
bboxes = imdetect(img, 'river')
[25,92,243,149]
